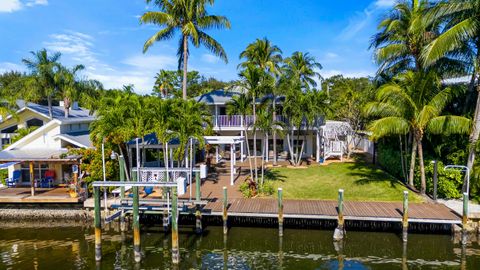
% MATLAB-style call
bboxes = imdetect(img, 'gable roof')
[195,89,242,105]
[54,131,93,148]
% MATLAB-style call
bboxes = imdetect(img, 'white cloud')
[0,62,24,73]
[122,54,177,70]
[201,53,219,64]
[0,0,21,13]
[338,0,394,41]
[374,0,396,8]
[25,0,48,7]
[0,0,47,12]
[44,31,98,65]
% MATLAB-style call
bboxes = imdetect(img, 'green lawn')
[267,161,424,202]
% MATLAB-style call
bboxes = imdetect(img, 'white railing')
[214,115,288,128]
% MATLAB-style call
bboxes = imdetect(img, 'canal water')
[0,223,479,269]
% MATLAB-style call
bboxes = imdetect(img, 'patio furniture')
[6,170,21,187]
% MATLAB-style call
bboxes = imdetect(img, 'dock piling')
[462,192,469,245]
[223,186,228,235]
[132,186,141,263]
[94,187,102,261]
[195,172,203,234]
[196,172,201,202]
[402,191,409,242]
[172,186,180,264]
[278,188,284,237]
[333,189,345,241]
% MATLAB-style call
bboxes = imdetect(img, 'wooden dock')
[0,187,81,203]
[203,198,461,224]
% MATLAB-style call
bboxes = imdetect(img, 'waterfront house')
[0,100,94,187]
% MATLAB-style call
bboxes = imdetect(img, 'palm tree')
[283,52,323,90]
[22,49,61,118]
[240,38,283,165]
[237,64,272,183]
[370,0,440,76]
[422,0,480,180]
[226,93,254,180]
[140,0,231,100]
[55,64,102,118]
[365,71,471,194]
[150,98,175,181]
[153,70,175,98]
[254,106,284,187]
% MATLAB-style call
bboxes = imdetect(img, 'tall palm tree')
[22,49,61,118]
[283,51,323,90]
[140,0,231,100]
[226,93,254,180]
[240,38,283,165]
[422,0,480,180]
[237,64,272,182]
[150,98,175,180]
[370,0,439,76]
[365,71,471,194]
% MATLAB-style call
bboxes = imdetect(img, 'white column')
[316,131,320,162]
[215,105,219,127]
[230,143,234,186]
[232,143,236,166]
[240,131,244,162]
[215,145,219,163]
[170,148,173,168]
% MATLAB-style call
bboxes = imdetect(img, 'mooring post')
[172,186,179,264]
[278,188,284,237]
[29,161,35,196]
[402,191,409,242]
[461,192,469,245]
[132,186,141,263]
[119,155,126,232]
[94,186,102,261]
[333,189,345,241]
[196,172,201,202]
[223,186,228,235]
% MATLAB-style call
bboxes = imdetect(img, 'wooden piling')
[195,205,203,234]
[29,161,35,196]
[172,186,179,264]
[223,186,228,235]
[402,191,408,242]
[278,188,284,237]
[119,156,126,232]
[461,192,468,245]
[132,186,141,263]
[196,172,201,202]
[94,187,102,261]
[333,189,345,241]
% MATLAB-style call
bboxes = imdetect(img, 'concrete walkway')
[438,199,480,218]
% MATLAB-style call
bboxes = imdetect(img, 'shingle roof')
[195,89,242,105]
[0,149,70,162]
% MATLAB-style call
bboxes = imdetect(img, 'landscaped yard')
[267,160,424,202]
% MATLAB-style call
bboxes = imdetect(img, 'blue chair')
[144,187,154,195]
[6,170,21,187]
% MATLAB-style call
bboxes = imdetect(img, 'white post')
[215,105,219,127]
[230,143,234,186]
[316,131,320,162]
[240,132,244,162]
[216,145,219,163]
[170,147,173,168]
[232,143,236,166]
[165,142,169,182]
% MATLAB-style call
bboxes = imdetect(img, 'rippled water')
[0,222,479,269]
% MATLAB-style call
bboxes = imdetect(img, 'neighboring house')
[0,101,94,186]
[195,89,351,162]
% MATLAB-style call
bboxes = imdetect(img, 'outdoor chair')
[6,170,21,187]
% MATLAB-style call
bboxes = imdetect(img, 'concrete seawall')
[0,208,92,222]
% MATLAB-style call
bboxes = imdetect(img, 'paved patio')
[0,187,81,203]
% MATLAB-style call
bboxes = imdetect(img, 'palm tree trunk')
[408,139,418,187]
[463,72,477,114]
[272,98,277,166]
[182,35,188,100]
[47,95,53,119]
[253,98,258,183]
[261,134,266,188]
[399,135,406,182]
[243,122,254,180]
[417,140,426,195]
[466,84,480,182]
[64,97,70,118]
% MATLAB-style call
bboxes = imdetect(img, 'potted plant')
[68,183,78,198]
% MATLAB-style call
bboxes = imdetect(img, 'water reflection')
[0,223,479,269]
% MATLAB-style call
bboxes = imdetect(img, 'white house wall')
[15,125,62,150]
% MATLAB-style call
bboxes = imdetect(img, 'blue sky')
[0,0,395,94]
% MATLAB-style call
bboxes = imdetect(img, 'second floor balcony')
[213,115,323,130]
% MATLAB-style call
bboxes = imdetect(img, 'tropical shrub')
[414,160,463,199]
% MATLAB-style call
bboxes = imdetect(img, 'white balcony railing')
[214,115,289,128]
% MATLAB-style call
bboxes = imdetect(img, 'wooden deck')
[0,187,81,203]
[203,198,461,224]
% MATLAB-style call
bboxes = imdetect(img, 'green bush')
[0,170,6,185]
[239,180,275,198]
[377,142,404,180]
[239,181,254,198]
[414,160,463,199]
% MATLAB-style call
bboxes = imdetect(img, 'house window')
[1,138,11,147]
[26,118,43,128]
[219,107,227,115]
[1,125,17,133]
[20,163,49,183]
[268,139,284,151]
